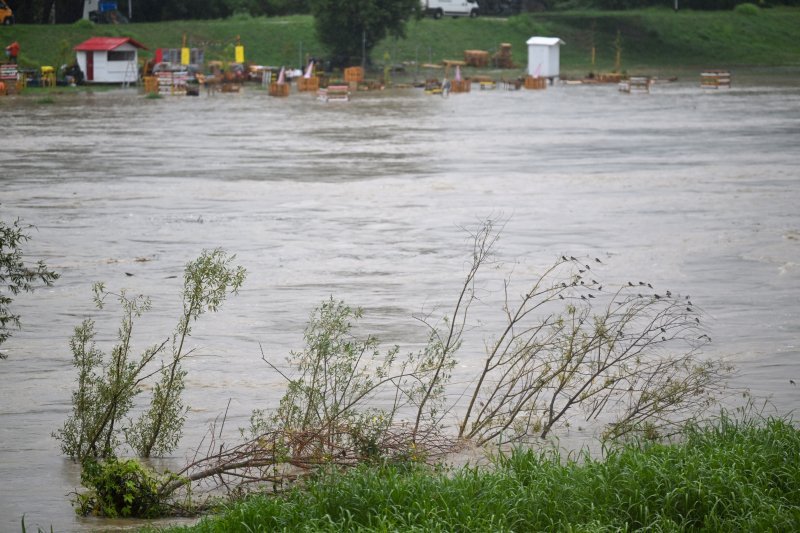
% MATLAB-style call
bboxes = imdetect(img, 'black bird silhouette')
[597,285,602,291]
[686,307,692,312]
[570,256,577,261]
[628,281,634,286]
[791,380,796,386]
[666,290,672,297]
[559,294,564,299]
[647,283,653,289]
[579,269,585,274]
[660,327,666,333]
[654,294,661,299]
[588,294,595,298]
[584,264,591,270]
[695,318,700,323]
[581,295,586,300]
[125,272,134,277]
[562,255,568,261]
[595,257,602,263]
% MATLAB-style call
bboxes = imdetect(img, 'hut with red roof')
[74,36,147,84]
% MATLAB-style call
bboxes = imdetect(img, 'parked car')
[88,9,129,24]
[0,1,14,25]
[422,0,479,19]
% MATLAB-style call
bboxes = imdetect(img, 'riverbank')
[154,415,800,532]
[2,8,799,80]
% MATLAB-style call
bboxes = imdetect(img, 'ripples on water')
[2,74,799,530]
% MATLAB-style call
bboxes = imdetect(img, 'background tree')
[260,0,310,16]
[309,0,420,67]
[1,216,59,358]
[4,0,83,23]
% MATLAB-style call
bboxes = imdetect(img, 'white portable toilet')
[526,37,565,80]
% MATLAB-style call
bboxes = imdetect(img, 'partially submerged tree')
[55,287,163,459]
[309,0,421,67]
[0,215,59,358]
[157,298,455,502]
[127,249,247,457]
[418,220,733,445]
[54,249,246,461]
[246,297,457,465]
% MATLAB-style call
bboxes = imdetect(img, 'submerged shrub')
[76,458,164,518]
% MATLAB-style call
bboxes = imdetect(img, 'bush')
[76,458,165,518]
[735,2,760,13]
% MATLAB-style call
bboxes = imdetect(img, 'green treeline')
[3,1,310,24]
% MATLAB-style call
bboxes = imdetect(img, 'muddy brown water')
[1,73,799,531]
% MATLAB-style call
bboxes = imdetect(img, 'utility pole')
[362,30,366,71]
[129,0,133,20]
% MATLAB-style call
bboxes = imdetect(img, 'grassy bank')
[156,416,800,532]
[3,8,800,78]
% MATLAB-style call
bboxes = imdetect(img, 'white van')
[422,0,479,19]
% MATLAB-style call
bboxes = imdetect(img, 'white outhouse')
[526,36,565,80]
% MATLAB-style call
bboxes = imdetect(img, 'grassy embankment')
[155,415,800,532]
[3,7,800,81]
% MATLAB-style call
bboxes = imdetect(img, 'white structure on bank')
[74,37,147,84]
[526,36,565,80]
[83,0,100,19]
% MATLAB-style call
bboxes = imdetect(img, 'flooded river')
[2,72,799,531]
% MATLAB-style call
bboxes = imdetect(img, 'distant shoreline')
[2,8,799,79]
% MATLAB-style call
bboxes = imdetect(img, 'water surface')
[1,75,799,531]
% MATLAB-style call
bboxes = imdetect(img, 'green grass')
[156,415,800,532]
[3,8,800,78]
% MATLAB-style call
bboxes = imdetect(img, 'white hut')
[74,37,147,84]
[526,37,565,80]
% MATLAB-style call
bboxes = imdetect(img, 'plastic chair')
[41,65,55,88]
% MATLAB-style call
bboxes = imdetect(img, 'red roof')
[74,37,147,52]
